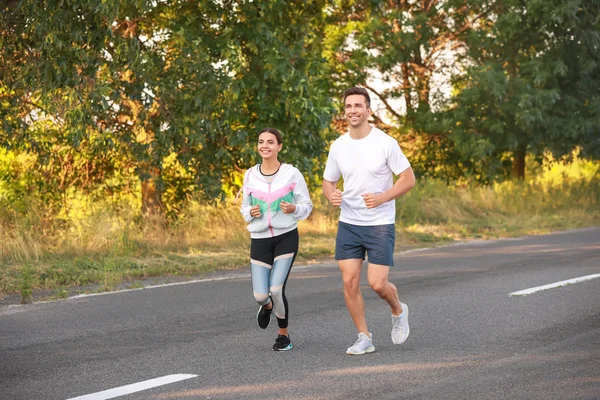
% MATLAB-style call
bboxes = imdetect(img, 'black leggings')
[250,229,298,328]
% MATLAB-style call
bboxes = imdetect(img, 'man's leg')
[367,264,403,316]
[336,222,375,354]
[363,224,410,345]
[368,263,410,344]
[363,223,403,316]
[339,258,368,334]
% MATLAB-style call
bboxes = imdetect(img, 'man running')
[322,86,416,355]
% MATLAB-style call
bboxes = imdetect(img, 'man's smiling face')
[344,94,371,128]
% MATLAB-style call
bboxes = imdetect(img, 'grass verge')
[1,160,598,304]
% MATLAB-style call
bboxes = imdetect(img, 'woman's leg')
[250,260,272,306]
[250,237,275,307]
[270,229,299,335]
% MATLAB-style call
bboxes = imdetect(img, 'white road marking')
[67,274,250,301]
[2,228,594,312]
[66,374,197,400]
[509,274,600,297]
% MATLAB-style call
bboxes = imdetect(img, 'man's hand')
[361,193,384,209]
[280,201,296,214]
[329,189,343,207]
[250,205,261,217]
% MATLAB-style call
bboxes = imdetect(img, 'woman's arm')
[239,171,255,223]
[291,170,313,220]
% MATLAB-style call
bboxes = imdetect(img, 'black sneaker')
[256,302,272,329]
[272,334,293,351]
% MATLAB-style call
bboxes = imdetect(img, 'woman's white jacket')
[240,164,313,239]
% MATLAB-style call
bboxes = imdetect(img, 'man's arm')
[322,179,342,207]
[362,167,416,209]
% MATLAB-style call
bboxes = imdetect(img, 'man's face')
[344,94,371,128]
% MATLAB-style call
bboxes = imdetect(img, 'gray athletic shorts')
[335,221,395,267]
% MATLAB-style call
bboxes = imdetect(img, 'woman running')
[240,127,313,351]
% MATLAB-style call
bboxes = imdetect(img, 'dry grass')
[0,156,598,303]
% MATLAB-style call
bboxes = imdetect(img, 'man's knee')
[342,272,361,290]
[368,277,388,295]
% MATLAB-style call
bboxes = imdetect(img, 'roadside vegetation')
[1,154,597,304]
[1,1,598,304]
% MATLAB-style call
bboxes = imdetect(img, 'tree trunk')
[413,51,430,108]
[401,63,412,114]
[141,166,164,216]
[511,142,527,180]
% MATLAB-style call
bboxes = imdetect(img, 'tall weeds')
[0,155,597,298]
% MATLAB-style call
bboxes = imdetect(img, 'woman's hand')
[250,205,261,218]
[280,201,296,214]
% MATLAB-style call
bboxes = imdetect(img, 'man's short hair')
[343,87,371,108]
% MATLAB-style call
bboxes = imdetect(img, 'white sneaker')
[391,303,410,344]
[346,332,375,355]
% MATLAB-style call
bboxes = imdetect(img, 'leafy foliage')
[0,0,598,223]
[0,0,335,218]
[322,0,491,181]
[450,0,600,181]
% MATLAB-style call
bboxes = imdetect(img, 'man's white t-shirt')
[323,127,411,226]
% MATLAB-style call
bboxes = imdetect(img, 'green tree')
[324,1,490,118]
[322,0,490,180]
[0,0,335,218]
[0,0,128,215]
[205,0,335,188]
[450,0,600,181]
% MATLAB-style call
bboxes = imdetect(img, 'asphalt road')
[1,228,599,400]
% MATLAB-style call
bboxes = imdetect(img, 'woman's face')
[257,132,282,161]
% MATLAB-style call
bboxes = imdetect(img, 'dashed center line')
[509,274,600,297]
[67,374,198,400]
